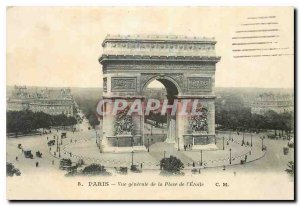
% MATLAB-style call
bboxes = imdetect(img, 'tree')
[82,164,111,176]
[285,161,294,176]
[160,155,184,173]
[6,162,21,176]
[7,111,77,135]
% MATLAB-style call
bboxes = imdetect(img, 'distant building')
[251,92,294,115]
[7,85,76,116]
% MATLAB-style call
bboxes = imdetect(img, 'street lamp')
[147,138,150,152]
[131,151,134,166]
[177,137,180,151]
[56,136,59,152]
[242,132,245,146]
[200,150,203,166]
[260,136,265,151]
[95,131,98,144]
[250,132,253,147]
[229,148,232,164]
[222,136,225,150]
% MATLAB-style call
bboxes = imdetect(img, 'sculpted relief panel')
[188,107,209,134]
[187,77,211,92]
[111,77,137,92]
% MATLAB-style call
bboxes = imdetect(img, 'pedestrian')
[50,147,51,151]
[140,163,143,169]
[198,169,201,174]
[16,156,18,161]
[192,162,195,167]
[52,160,54,165]
[234,171,236,176]
[70,152,72,157]
[223,165,226,171]
[36,162,39,167]
[47,136,48,140]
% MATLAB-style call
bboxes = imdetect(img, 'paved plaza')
[6,112,295,176]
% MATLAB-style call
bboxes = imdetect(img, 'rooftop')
[102,34,216,46]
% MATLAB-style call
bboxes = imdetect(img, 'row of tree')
[7,110,77,135]
[73,95,100,129]
[216,107,294,136]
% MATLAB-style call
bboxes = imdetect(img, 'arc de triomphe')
[99,34,220,152]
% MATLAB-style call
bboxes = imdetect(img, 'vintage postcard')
[6,7,294,200]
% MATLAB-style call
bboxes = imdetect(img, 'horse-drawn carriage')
[24,150,33,158]
[36,151,43,158]
[47,140,55,146]
[114,167,128,174]
[61,132,67,139]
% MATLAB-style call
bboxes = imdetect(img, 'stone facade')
[99,34,220,151]
[7,86,75,117]
[251,93,294,115]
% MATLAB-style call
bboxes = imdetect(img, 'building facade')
[251,93,294,115]
[7,86,75,116]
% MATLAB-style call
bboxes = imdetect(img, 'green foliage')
[87,110,100,129]
[72,91,101,128]
[285,161,294,176]
[160,155,184,173]
[6,110,77,134]
[82,164,111,176]
[6,162,21,176]
[216,105,294,135]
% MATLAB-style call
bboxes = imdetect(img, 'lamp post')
[260,136,265,151]
[131,151,134,166]
[177,137,180,151]
[222,136,225,150]
[200,150,203,166]
[58,146,61,158]
[147,138,150,152]
[242,132,245,146]
[95,130,97,144]
[56,136,59,152]
[229,148,232,164]
[250,132,253,147]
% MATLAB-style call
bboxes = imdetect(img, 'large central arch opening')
[142,77,179,148]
